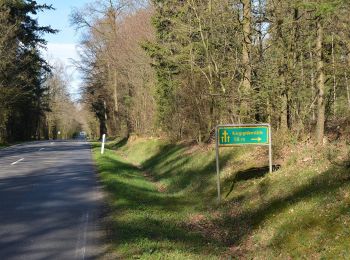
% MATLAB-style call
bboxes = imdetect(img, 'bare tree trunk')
[280,92,288,131]
[331,33,337,115]
[345,72,350,110]
[274,6,288,132]
[113,69,119,113]
[240,0,252,122]
[346,45,350,110]
[100,100,108,139]
[254,0,264,122]
[309,42,316,122]
[291,7,300,131]
[316,19,325,145]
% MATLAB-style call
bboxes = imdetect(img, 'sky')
[36,0,92,100]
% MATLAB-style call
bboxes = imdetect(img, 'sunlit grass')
[93,138,350,259]
[93,142,226,259]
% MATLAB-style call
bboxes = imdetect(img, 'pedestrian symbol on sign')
[221,130,230,143]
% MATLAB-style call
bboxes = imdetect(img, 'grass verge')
[0,143,9,149]
[93,138,350,259]
[0,141,29,149]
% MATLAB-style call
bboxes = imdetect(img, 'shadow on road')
[0,141,104,259]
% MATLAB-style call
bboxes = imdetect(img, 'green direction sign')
[218,126,269,146]
[215,124,272,204]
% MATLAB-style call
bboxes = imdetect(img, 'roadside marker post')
[215,124,272,204]
[101,134,106,154]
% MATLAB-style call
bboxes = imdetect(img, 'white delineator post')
[101,134,106,154]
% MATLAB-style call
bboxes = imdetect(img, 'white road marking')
[11,158,24,165]
[82,212,89,260]
[50,142,54,145]
[75,212,89,260]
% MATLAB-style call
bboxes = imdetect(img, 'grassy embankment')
[93,137,350,259]
[0,141,26,149]
[0,143,9,149]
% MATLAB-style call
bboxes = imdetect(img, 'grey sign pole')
[215,127,221,204]
[268,124,273,174]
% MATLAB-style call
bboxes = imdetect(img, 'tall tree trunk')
[113,69,119,113]
[240,0,252,122]
[254,0,264,122]
[346,44,350,110]
[290,7,300,130]
[280,92,288,131]
[331,33,336,115]
[309,42,316,122]
[345,72,350,110]
[99,100,108,140]
[99,119,107,140]
[274,6,288,131]
[316,19,325,145]
[112,68,119,134]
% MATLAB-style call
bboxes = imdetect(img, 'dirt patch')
[143,171,167,193]
[183,143,214,155]
[182,202,255,259]
[184,213,227,243]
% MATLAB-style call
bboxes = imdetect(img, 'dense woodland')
[1,0,350,144]
[72,0,350,144]
[0,0,88,143]
[0,0,54,142]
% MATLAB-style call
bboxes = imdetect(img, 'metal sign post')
[215,127,221,204]
[215,124,272,204]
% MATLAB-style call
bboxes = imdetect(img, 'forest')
[1,0,350,144]
[0,0,89,143]
[71,0,350,145]
[1,0,350,258]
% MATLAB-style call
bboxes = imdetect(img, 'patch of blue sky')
[35,0,91,100]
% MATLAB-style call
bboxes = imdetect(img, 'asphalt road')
[0,140,104,260]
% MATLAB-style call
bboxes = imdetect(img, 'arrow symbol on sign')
[251,137,262,142]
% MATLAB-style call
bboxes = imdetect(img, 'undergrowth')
[93,137,350,259]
